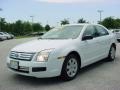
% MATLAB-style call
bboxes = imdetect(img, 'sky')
[0,0,120,26]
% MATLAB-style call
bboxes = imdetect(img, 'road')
[0,38,120,90]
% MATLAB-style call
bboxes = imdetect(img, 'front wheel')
[108,46,116,61]
[61,54,79,81]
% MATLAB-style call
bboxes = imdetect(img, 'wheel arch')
[111,43,116,50]
[60,51,81,80]
[66,51,81,68]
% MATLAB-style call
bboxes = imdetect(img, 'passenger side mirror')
[82,35,93,41]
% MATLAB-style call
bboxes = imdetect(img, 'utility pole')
[46,20,48,24]
[97,10,103,23]
[30,16,34,33]
[0,8,3,31]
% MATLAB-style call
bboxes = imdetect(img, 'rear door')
[95,25,111,57]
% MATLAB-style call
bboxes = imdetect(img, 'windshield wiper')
[38,37,56,40]
[38,37,43,40]
[38,37,71,40]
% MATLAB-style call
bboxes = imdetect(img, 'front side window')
[83,25,99,38]
[95,26,109,36]
[41,25,83,39]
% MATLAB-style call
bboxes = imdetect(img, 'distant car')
[9,33,14,39]
[7,24,116,81]
[111,29,120,42]
[0,32,14,40]
[3,32,12,39]
[0,32,8,40]
[38,32,46,36]
[0,34,7,41]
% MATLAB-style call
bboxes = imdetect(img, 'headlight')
[36,49,54,62]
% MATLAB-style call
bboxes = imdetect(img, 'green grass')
[15,36,34,39]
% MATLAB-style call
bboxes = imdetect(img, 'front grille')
[10,51,35,61]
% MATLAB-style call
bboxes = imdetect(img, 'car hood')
[11,39,73,52]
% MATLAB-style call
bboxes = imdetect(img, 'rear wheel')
[117,39,120,42]
[108,46,116,61]
[61,54,79,81]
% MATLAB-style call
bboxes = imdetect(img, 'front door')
[80,25,100,66]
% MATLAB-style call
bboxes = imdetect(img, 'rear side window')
[95,26,109,36]
[83,25,99,38]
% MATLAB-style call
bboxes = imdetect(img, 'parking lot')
[0,38,120,90]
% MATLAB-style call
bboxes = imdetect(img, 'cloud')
[36,0,104,3]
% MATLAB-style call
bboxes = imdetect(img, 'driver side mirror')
[82,35,93,41]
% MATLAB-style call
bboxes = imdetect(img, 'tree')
[77,18,86,23]
[45,24,51,31]
[5,23,12,33]
[115,18,120,28]
[14,20,24,36]
[0,18,6,31]
[0,17,46,36]
[101,17,120,29]
[32,23,44,32]
[61,19,70,25]
[23,22,32,35]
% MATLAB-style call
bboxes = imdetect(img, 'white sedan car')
[0,32,11,40]
[7,24,116,80]
[0,32,7,40]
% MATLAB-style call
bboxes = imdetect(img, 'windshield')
[41,25,83,39]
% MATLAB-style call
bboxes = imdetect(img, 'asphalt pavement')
[0,38,120,90]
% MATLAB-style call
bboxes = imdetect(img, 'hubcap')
[110,47,115,59]
[66,58,78,77]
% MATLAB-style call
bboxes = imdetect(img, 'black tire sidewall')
[108,46,116,61]
[61,54,79,81]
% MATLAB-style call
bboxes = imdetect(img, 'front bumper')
[7,57,64,78]
[0,37,5,40]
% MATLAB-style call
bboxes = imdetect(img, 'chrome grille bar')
[10,51,35,61]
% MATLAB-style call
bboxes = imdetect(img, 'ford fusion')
[7,24,116,80]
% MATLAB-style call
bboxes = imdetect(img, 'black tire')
[0,38,4,41]
[61,54,80,81]
[108,46,116,61]
[117,39,120,43]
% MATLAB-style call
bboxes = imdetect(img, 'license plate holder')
[10,60,19,69]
